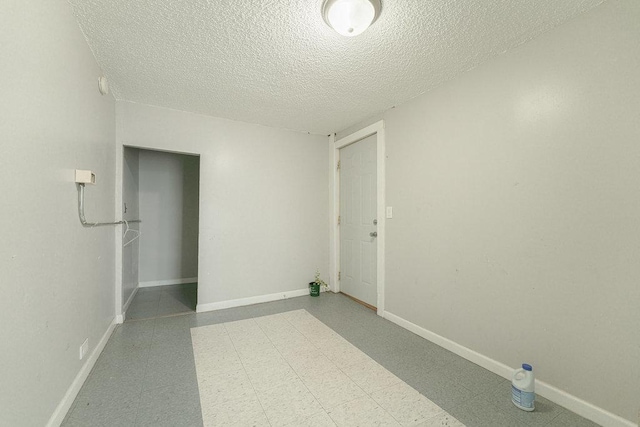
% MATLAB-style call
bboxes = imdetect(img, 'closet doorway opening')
[122,147,200,321]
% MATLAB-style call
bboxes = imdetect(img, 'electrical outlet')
[79,338,89,360]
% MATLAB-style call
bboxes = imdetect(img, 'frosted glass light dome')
[323,0,382,37]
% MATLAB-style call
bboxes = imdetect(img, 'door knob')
[369,231,378,237]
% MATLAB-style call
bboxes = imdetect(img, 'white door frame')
[115,143,201,323]
[330,120,386,316]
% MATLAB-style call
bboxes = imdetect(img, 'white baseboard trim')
[138,277,198,288]
[383,311,635,427]
[46,318,117,427]
[115,286,140,324]
[196,288,310,313]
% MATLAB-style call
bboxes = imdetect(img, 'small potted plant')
[309,269,328,297]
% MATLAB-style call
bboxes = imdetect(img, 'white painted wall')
[340,1,640,423]
[122,147,140,305]
[116,102,329,307]
[0,1,116,425]
[138,149,199,284]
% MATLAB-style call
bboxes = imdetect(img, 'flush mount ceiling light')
[322,0,382,37]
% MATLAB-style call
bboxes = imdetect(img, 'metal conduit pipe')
[77,183,141,227]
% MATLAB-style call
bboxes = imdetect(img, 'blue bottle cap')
[522,363,532,371]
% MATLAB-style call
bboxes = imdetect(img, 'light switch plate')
[386,206,393,218]
[79,338,89,360]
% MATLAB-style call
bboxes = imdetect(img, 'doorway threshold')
[339,292,376,312]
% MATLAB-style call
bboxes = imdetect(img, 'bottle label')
[512,385,535,409]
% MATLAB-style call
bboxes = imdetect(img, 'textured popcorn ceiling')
[70,0,604,135]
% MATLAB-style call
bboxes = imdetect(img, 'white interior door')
[339,135,377,307]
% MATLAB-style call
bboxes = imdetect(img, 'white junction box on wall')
[75,169,95,184]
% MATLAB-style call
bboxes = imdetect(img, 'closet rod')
[77,183,141,227]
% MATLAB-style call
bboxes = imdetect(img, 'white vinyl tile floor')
[62,292,601,427]
[191,310,462,426]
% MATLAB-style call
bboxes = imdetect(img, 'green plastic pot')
[309,282,320,297]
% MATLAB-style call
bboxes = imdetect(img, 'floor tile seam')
[224,324,274,427]
[448,365,506,389]
[197,305,455,425]
[63,399,79,424]
[456,392,538,427]
[132,292,162,300]
[264,319,328,415]
[342,333,458,370]
[123,317,155,324]
[288,408,332,426]
[279,310,328,347]
[129,298,160,309]
[393,361,445,385]
[126,307,160,318]
[539,408,567,426]
[139,369,198,393]
[474,385,519,408]
[302,324,432,421]
[379,400,415,427]
[137,319,159,397]
[316,325,462,420]
[253,306,469,423]
[435,367,486,395]
[270,344,310,371]
[255,312,309,360]
[306,322,376,356]
[415,410,456,426]
[136,382,200,413]
[444,392,485,421]
[90,355,151,377]
[318,391,371,413]
[130,399,143,426]
[244,311,336,422]
[281,312,402,393]
[102,335,155,351]
[369,381,423,402]
[276,324,368,374]
[499,410,540,427]
[507,402,568,427]
[197,388,268,425]
[126,310,194,324]
[86,331,134,376]
[369,383,456,425]
[324,394,401,427]
[132,293,162,302]
[162,297,580,427]
[334,355,374,379]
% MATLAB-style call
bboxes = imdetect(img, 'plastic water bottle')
[512,363,535,411]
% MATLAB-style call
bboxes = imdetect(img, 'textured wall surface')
[345,0,638,422]
[70,0,603,134]
[0,1,116,425]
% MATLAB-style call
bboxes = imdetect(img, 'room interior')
[1,0,638,426]
[122,147,200,319]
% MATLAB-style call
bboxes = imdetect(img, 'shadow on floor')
[126,283,197,321]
